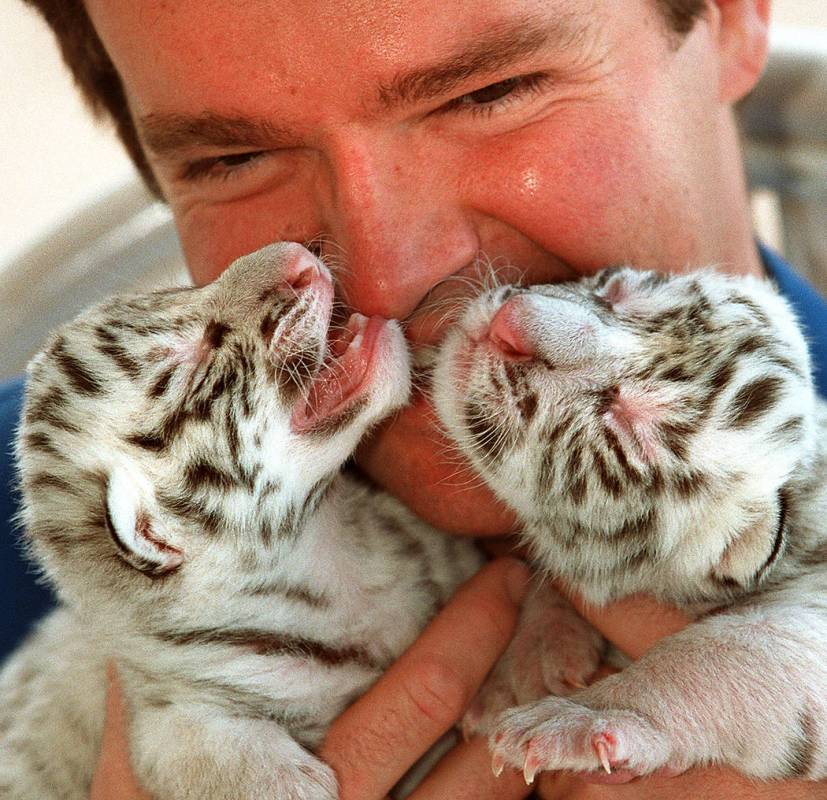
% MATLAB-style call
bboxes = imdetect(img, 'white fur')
[433,267,827,781]
[0,243,481,800]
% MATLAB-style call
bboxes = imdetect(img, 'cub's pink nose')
[488,298,535,359]
[280,244,331,291]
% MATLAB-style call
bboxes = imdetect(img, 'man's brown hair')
[22,0,706,198]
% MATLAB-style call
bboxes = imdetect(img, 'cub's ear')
[106,465,184,577]
[712,493,787,590]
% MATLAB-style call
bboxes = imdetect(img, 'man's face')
[85,0,762,532]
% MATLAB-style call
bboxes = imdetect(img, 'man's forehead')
[136,8,600,158]
[90,0,602,113]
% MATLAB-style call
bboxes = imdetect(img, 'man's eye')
[441,73,550,117]
[464,78,524,104]
[179,150,267,182]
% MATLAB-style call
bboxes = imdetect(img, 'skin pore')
[78,0,821,797]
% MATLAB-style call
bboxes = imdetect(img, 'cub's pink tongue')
[291,314,387,432]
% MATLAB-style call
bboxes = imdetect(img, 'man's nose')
[317,131,480,322]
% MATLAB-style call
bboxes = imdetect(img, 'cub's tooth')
[348,312,369,332]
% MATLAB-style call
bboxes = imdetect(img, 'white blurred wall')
[1,1,826,273]
[0,4,137,267]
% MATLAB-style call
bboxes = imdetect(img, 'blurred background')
[0,1,825,380]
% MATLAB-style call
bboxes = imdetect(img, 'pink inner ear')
[136,512,184,558]
[605,388,665,463]
[602,276,629,307]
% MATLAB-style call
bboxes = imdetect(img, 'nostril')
[291,263,320,290]
[279,246,331,294]
[490,330,528,358]
[284,248,318,283]
[488,300,535,359]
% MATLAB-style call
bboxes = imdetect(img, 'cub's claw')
[489,695,674,781]
[491,752,505,778]
[523,753,541,785]
[594,736,613,774]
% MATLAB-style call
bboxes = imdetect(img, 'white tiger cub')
[433,267,827,783]
[0,242,480,800]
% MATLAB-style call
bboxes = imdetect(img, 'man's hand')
[320,558,532,800]
[90,559,533,800]
[90,572,824,800]
[90,664,152,800]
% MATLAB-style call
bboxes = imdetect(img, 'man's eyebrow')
[376,14,588,109]
[138,112,295,157]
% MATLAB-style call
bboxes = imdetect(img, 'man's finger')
[320,558,530,800]
[568,593,690,661]
[409,736,533,800]
[90,663,152,800]
[537,765,820,799]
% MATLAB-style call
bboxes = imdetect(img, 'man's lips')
[403,277,484,348]
[401,254,576,350]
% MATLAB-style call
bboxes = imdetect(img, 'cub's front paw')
[271,755,338,800]
[462,587,603,739]
[490,696,674,785]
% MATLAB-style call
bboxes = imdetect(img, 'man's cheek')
[175,192,318,286]
[467,113,652,270]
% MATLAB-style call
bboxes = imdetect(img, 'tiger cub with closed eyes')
[433,267,827,783]
[0,243,480,800]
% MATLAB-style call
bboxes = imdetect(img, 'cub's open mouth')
[291,313,389,433]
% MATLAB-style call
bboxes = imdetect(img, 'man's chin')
[354,391,518,536]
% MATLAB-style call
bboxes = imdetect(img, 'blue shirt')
[1,245,824,660]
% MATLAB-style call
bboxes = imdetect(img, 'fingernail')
[505,560,531,604]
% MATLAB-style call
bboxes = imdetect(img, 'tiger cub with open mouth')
[0,243,480,800]
[433,266,827,783]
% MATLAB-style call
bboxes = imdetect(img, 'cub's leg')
[132,703,338,800]
[491,602,827,783]
[463,581,604,739]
